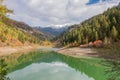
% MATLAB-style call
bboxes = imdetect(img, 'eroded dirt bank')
[57,47,98,57]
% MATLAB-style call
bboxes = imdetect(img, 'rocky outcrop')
[93,40,103,47]
[80,40,103,48]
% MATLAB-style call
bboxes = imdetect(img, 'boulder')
[88,42,94,47]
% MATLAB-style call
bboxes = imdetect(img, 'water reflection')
[8,62,94,80]
[7,51,107,80]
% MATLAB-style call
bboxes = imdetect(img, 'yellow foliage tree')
[0,0,12,16]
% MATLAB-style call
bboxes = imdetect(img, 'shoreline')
[0,45,101,59]
[0,45,41,57]
[57,47,99,58]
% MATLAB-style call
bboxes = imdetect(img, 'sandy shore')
[0,45,99,58]
[57,47,98,57]
[0,45,40,56]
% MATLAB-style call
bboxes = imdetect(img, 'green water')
[7,50,107,80]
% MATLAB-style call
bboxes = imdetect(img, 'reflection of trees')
[6,51,107,80]
[0,59,10,80]
[58,55,107,80]
[105,60,120,80]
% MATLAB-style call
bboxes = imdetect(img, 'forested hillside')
[0,18,41,46]
[59,5,120,46]
[2,18,51,40]
[0,0,48,46]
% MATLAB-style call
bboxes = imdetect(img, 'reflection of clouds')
[49,62,68,67]
[8,62,94,80]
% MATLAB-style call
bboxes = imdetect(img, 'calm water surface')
[7,50,107,80]
[8,62,94,80]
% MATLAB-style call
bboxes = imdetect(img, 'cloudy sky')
[4,0,120,27]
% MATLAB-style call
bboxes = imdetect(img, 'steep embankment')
[57,47,98,58]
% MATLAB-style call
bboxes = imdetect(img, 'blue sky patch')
[87,0,106,5]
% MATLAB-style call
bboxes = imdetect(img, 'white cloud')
[4,0,120,27]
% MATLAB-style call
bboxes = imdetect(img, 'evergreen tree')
[111,26,118,40]
[95,31,98,40]
[104,37,108,44]
[78,34,81,44]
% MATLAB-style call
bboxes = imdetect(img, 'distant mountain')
[57,4,120,46]
[34,26,69,37]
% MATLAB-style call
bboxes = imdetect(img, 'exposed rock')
[80,40,103,48]
[88,42,94,47]
[93,40,103,48]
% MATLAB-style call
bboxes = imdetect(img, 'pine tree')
[111,26,118,40]
[85,37,88,44]
[104,37,108,44]
[78,34,81,44]
[113,17,117,25]
[95,31,98,40]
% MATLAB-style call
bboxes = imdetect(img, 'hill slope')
[58,5,120,46]
[0,17,49,46]
[3,18,51,40]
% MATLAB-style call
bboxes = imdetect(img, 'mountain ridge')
[34,26,69,37]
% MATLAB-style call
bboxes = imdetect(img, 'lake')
[7,50,107,80]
